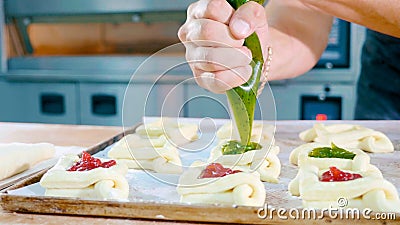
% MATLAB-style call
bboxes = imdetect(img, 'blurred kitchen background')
[0,0,366,126]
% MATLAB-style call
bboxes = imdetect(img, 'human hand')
[178,0,269,93]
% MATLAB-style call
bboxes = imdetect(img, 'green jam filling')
[225,0,265,146]
[308,143,356,159]
[221,140,262,155]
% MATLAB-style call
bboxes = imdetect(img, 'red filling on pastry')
[320,166,362,182]
[67,151,116,171]
[199,163,242,178]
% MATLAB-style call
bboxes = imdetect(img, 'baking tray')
[0,122,122,191]
[1,120,399,224]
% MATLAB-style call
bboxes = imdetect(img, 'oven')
[0,0,366,125]
[0,0,193,126]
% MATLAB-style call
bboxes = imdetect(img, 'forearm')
[300,0,400,38]
[265,0,333,80]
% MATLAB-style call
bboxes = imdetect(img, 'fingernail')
[231,19,250,37]
[200,72,216,90]
[200,72,215,81]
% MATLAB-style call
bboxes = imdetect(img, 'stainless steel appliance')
[0,0,192,126]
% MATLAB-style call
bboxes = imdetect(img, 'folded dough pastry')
[208,140,281,183]
[40,154,129,200]
[136,117,199,146]
[177,162,266,207]
[289,142,370,171]
[288,164,400,213]
[299,124,394,153]
[108,133,182,174]
[216,122,275,143]
[0,143,55,180]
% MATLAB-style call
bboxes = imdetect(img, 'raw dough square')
[288,164,400,213]
[0,143,55,180]
[108,133,182,174]
[208,140,281,183]
[289,142,370,171]
[299,124,394,153]
[177,161,266,207]
[136,117,199,146]
[40,154,129,200]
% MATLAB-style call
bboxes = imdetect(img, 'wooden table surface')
[0,122,122,147]
[0,121,399,225]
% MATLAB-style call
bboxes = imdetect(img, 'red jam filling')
[320,166,362,182]
[67,151,116,171]
[199,163,242,179]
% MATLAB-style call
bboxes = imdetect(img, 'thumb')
[229,1,267,39]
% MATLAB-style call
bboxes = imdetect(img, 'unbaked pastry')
[216,122,275,143]
[289,142,370,171]
[0,143,55,180]
[40,154,129,200]
[208,140,281,183]
[108,133,182,174]
[177,161,266,207]
[288,164,400,213]
[299,123,394,153]
[136,117,199,146]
